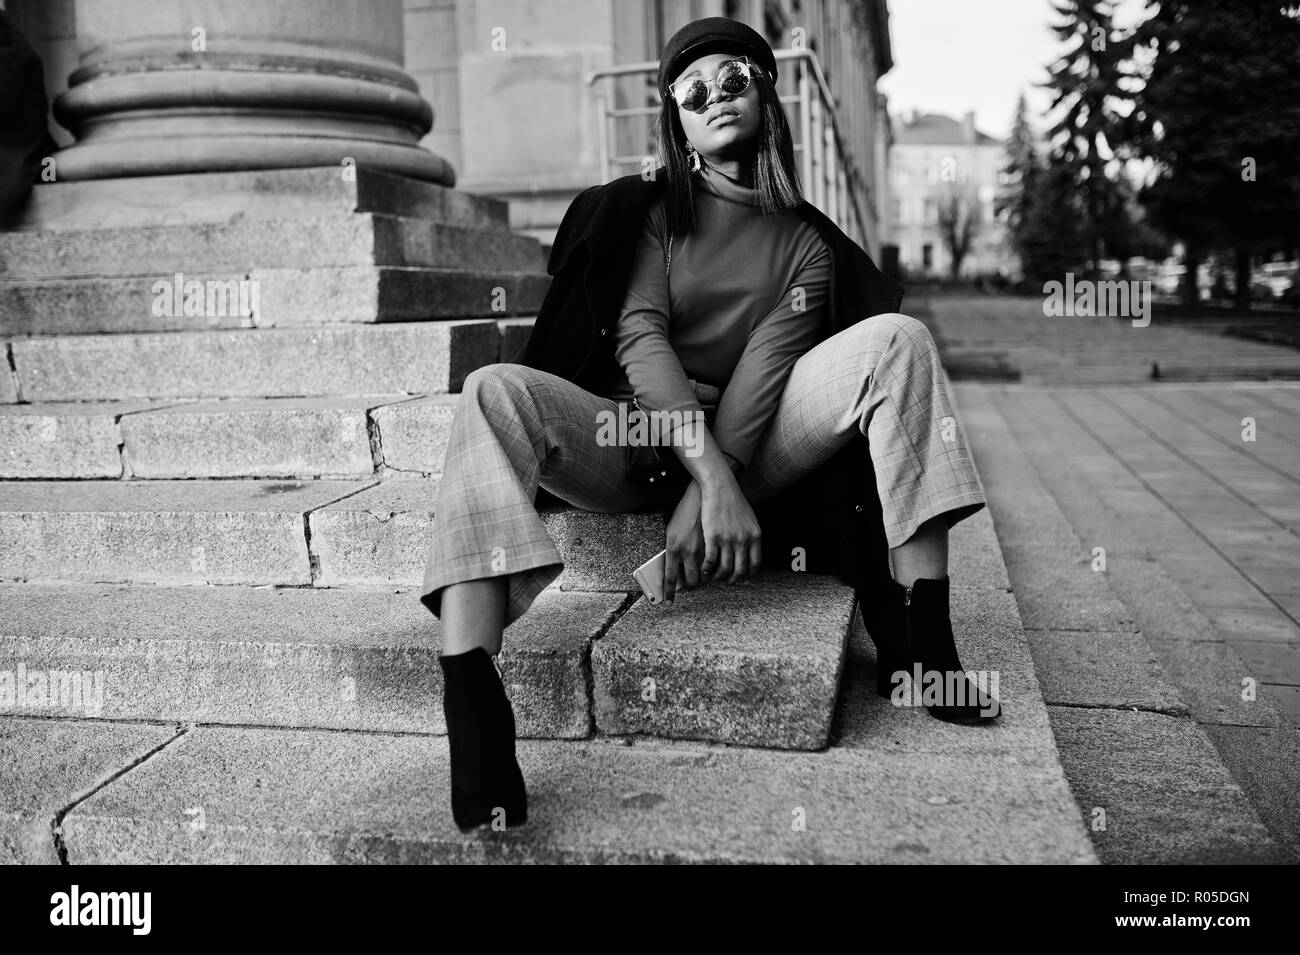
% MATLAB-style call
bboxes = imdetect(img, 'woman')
[420,17,999,834]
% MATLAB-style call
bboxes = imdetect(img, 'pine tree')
[1017,153,1088,284]
[1130,0,1300,309]
[1042,0,1140,277]
[1000,92,1044,279]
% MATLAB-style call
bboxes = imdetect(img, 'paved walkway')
[926,292,1300,383]
[925,294,1300,860]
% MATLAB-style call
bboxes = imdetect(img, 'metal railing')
[585,48,877,249]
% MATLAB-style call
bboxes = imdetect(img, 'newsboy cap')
[657,17,778,100]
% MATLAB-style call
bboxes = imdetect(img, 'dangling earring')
[686,143,702,174]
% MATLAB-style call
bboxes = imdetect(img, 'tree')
[936,189,979,279]
[1129,0,1300,309]
[1000,92,1048,280]
[1000,92,1041,240]
[1016,152,1089,284]
[1043,0,1142,276]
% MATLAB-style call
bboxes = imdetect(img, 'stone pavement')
[927,292,1300,384]
[926,294,1299,862]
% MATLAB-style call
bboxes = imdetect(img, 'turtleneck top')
[599,159,831,470]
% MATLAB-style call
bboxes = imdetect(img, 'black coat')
[0,11,59,219]
[511,167,906,595]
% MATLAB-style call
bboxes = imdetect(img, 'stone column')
[50,0,454,184]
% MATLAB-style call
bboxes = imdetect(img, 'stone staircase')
[0,168,1094,863]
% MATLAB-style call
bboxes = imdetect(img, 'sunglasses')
[667,57,758,112]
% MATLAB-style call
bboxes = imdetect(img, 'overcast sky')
[878,0,1148,141]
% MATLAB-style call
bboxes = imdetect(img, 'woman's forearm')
[665,416,742,490]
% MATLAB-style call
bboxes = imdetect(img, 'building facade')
[888,110,1014,279]
[7,0,895,257]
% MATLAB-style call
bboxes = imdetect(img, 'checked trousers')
[419,312,985,627]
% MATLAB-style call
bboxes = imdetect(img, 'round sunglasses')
[667,57,759,112]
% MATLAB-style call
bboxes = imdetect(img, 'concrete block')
[1000,541,1137,632]
[1201,724,1300,862]
[373,395,459,474]
[1141,632,1292,729]
[0,352,16,403]
[542,507,668,592]
[120,396,407,479]
[1024,628,1188,715]
[309,479,442,587]
[948,506,1011,591]
[11,321,501,402]
[1047,707,1282,864]
[14,166,508,233]
[0,267,547,335]
[0,718,179,864]
[0,584,608,739]
[0,215,544,279]
[592,570,852,750]
[0,400,176,478]
[308,483,666,590]
[0,479,364,585]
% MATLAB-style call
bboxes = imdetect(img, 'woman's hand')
[698,472,762,586]
[663,480,705,603]
[662,475,761,602]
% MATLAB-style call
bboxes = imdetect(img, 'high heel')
[438,647,528,832]
[896,576,1001,723]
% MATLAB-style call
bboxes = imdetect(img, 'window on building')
[923,244,934,270]
[923,198,937,223]
[891,199,902,224]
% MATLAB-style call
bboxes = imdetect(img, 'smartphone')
[632,548,668,604]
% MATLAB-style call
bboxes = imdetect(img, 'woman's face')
[671,51,762,163]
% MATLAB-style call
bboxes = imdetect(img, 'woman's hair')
[651,58,803,237]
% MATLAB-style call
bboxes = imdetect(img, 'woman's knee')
[462,362,530,405]
[855,312,937,355]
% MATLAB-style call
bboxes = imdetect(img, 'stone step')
[0,584,610,740]
[4,320,504,403]
[0,569,851,750]
[0,478,852,750]
[306,479,669,590]
[118,396,410,480]
[7,166,510,234]
[0,477,689,593]
[0,479,364,586]
[0,396,451,480]
[0,214,546,279]
[0,267,550,336]
[0,485,1096,855]
[0,475,1005,591]
[0,394,459,480]
[0,400,173,479]
[2,555,1094,861]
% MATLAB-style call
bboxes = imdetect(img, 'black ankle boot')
[438,647,528,832]
[856,583,910,699]
[894,576,1000,723]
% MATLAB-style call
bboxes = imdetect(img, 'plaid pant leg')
[419,363,668,628]
[739,313,986,548]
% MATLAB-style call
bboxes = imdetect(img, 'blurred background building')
[888,109,1014,280]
